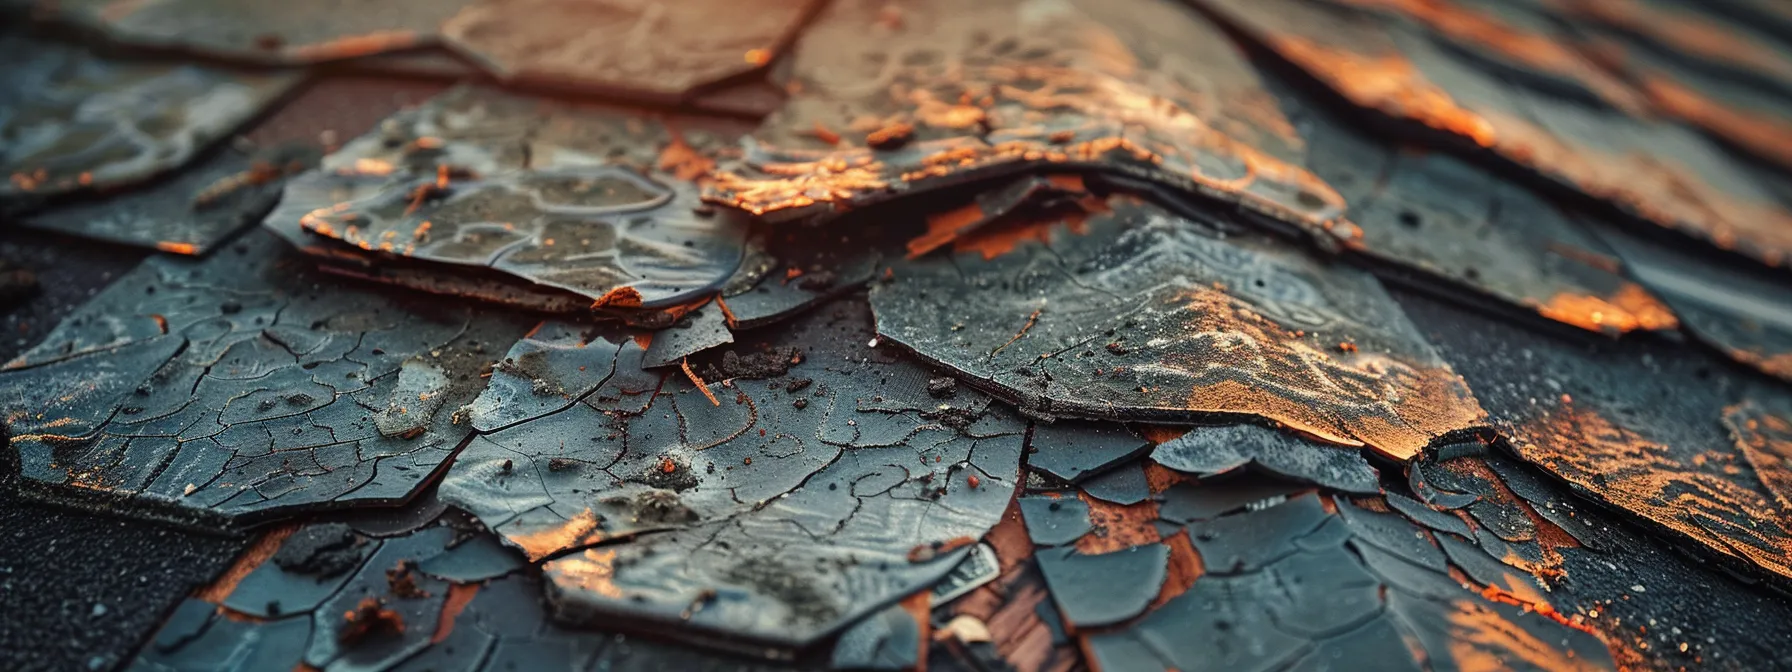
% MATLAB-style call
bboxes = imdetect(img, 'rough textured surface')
[870,195,1487,461]
[1198,0,1792,268]
[0,31,301,208]
[0,231,531,529]
[264,86,750,311]
[8,0,1792,670]
[707,0,1347,234]
[440,299,1025,648]
[1398,284,1792,583]
[442,0,824,102]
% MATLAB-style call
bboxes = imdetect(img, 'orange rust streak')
[899,591,933,670]
[908,202,988,259]
[431,583,480,644]
[194,523,300,603]
[285,31,421,61]
[682,359,721,407]
[155,242,199,255]
[1443,595,1609,672]
[509,509,602,562]
[1534,283,1678,335]
[657,131,717,183]
[1274,36,1497,148]
[713,295,739,329]
[1574,0,1792,82]
[1334,0,1645,113]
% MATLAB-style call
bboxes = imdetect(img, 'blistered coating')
[871,196,1486,460]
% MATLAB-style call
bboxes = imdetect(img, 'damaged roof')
[4,0,1792,671]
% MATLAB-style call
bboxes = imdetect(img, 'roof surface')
[3,0,1792,670]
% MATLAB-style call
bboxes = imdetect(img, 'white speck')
[867,338,879,347]
[91,603,107,617]
[1630,584,1646,592]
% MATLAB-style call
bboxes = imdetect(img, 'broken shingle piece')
[870,195,1488,461]
[0,231,531,529]
[1591,221,1792,383]
[1081,485,1615,672]
[44,0,475,65]
[1295,100,1679,336]
[1198,0,1792,269]
[1151,424,1381,494]
[263,85,749,312]
[437,298,1026,648]
[707,0,1348,236]
[441,0,825,103]
[24,142,320,255]
[0,32,301,208]
[1399,284,1792,583]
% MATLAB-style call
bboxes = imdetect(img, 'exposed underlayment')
[5,0,1792,670]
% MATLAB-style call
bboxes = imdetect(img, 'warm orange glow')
[155,241,200,255]
[1516,400,1792,581]
[1534,283,1678,334]
[1272,36,1498,149]
[509,509,603,562]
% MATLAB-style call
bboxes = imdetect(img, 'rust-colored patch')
[1271,35,1497,148]
[1724,401,1792,510]
[1167,288,1486,461]
[591,286,645,310]
[1076,493,1161,555]
[951,208,1093,261]
[1137,425,1191,446]
[900,591,933,670]
[909,202,987,259]
[1534,283,1679,335]
[1441,596,1608,672]
[657,131,717,183]
[1514,400,1792,581]
[430,583,480,644]
[339,596,405,645]
[508,508,603,562]
[193,523,300,604]
[551,547,624,599]
[1150,529,1203,611]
